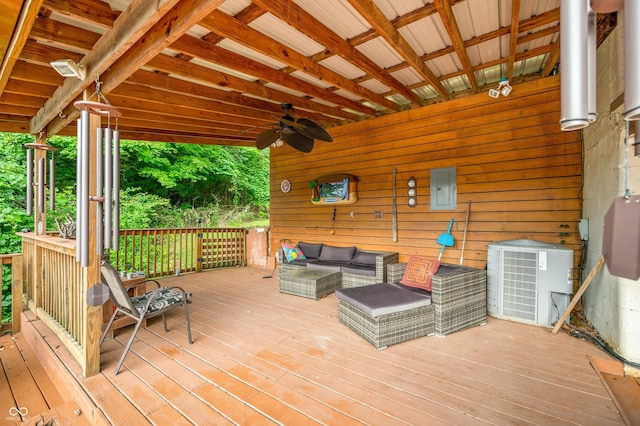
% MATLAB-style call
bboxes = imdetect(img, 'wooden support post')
[11,255,23,334]
[83,112,102,377]
[552,255,605,335]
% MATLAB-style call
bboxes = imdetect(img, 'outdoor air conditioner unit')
[487,239,574,328]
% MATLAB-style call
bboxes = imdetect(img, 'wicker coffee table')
[279,268,342,300]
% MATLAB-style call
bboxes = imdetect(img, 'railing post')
[196,232,203,273]
[12,255,23,333]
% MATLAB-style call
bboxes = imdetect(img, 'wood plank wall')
[269,76,583,282]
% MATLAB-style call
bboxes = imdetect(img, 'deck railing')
[17,227,247,376]
[113,227,247,277]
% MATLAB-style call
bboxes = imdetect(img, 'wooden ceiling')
[0,0,569,147]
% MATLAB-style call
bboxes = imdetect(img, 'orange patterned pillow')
[399,255,440,291]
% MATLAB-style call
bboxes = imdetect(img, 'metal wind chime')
[74,79,122,267]
[25,137,56,233]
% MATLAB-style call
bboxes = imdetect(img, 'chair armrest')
[387,262,407,283]
[376,252,399,281]
[126,279,160,292]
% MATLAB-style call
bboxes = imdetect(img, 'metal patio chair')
[99,261,193,375]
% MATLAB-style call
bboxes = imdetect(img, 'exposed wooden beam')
[199,10,396,113]
[30,0,187,135]
[169,36,362,120]
[433,0,478,93]
[251,0,424,105]
[507,0,522,82]
[43,0,118,31]
[346,0,449,100]
[0,0,44,97]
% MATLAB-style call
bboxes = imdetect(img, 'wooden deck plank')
[14,266,633,425]
[0,334,50,420]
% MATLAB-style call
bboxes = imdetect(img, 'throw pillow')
[280,241,306,262]
[319,245,356,262]
[399,255,440,291]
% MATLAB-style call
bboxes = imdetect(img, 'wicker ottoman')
[336,284,435,349]
[279,268,342,300]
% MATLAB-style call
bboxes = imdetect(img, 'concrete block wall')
[582,10,640,367]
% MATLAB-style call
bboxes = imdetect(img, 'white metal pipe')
[104,128,112,250]
[96,127,103,255]
[112,130,120,251]
[80,110,90,267]
[624,0,640,120]
[76,119,82,262]
[49,156,55,210]
[560,0,590,131]
[26,148,33,215]
[587,4,597,123]
[37,158,45,214]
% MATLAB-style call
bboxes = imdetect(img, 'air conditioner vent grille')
[502,250,537,322]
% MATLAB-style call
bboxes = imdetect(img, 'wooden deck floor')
[8,266,636,425]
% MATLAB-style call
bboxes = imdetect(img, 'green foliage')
[0,132,270,323]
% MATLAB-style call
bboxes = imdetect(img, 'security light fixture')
[488,78,512,98]
[50,59,86,80]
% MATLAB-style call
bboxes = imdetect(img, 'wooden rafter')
[252,0,424,106]
[0,0,45,96]
[199,10,396,114]
[507,0,522,82]
[346,0,449,99]
[433,0,478,93]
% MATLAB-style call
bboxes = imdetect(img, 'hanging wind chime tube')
[112,128,120,251]
[560,0,590,131]
[26,148,33,216]
[24,141,57,218]
[96,126,103,255]
[74,95,122,267]
[76,119,82,262]
[624,0,640,121]
[49,153,55,210]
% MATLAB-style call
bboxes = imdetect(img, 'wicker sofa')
[335,262,487,349]
[276,242,398,288]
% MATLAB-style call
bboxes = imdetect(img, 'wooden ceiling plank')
[0,103,39,116]
[433,0,478,93]
[12,60,64,86]
[30,0,187,135]
[43,0,118,30]
[346,0,449,99]
[19,39,84,67]
[200,10,396,113]
[4,78,57,98]
[507,0,522,82]
[252,0,423,105]
[171,36,363,120]
[0,0,45,97]
[30,16,99,53]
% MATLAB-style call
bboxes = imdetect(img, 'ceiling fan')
[256,102,333,153]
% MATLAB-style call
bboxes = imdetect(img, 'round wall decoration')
[280,179,292,193]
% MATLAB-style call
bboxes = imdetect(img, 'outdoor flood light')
[50,59,86,80]
[488,78,512,98]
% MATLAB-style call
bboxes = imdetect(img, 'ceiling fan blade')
[296,118,333,142]
[256,129,280,149]
[282,132,314,153]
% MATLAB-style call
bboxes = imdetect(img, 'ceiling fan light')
[50,59,86,80]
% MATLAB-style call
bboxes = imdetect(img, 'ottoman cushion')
[336,283,431,317]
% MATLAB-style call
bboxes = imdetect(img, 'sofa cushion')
[281,241,306,262]
[306,261,344,273]
[336,284,431,317]
[298,241,323,259]
[341,264,376,276]
[400,255,440,292]
[351,250,378,266]
[319,245,356,262]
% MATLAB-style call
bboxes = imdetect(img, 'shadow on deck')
[3,266,638,425]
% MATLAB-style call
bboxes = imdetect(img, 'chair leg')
[184,300,192,344]
[114,318,145,375]
[100,309,119,346]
